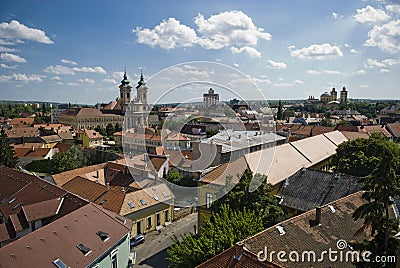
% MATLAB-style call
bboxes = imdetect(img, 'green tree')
[321,118,334,127]
[0,128,17,168]
[167,204,263,267]
[115,122,122,132]
[213,169,286,228]
[51,146,88,173]
[165,170,195,187]
[106,123,115,136]
[94,125,107,136]
[332,134,400,266]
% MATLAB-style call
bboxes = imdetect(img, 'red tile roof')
[52,163,106,186]
[14,147,51,158]
[62,176,107,202]
[22,198,63,222]
[0,203,132,268]
[9,117,34,126]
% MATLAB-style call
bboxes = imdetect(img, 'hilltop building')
[306,87,348,106]
[203,88,219,108]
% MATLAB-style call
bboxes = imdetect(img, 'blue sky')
[0,0,399,104]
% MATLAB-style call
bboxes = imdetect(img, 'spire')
[137,68,146,88]
[121,68,129,85]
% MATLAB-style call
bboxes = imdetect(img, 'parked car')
[130,234,145,247]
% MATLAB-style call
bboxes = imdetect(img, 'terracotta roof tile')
[94,190,125,214]
[9,117,34,126]
[85,129,103,139]
[52,163,106,186]
[14,147,51,158]
[22,198,62,222]
[62,176,107,202]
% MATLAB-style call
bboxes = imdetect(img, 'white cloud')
[306,69,342,74]
[0,73,43,83]
[44,65,75,75]
[356,70,366,75]
[0,20,54,44]
[290,43,343,59]
[331,12,343,19]
[44,65,107,75]
[359,85,369,88]
[350,48,359,53]
[73,66,106,74]
[294,80,304,84]
[266,59,287,69]
[364,58,399,68]
[0,53,26,63]
[273,82,294,87]
[364,20,400,54]
[379,68,390,73]
[0,63,17,69]
[387,4,400,14]
[230,46,261,57]
[112,71,125,80]
[195,10,271,50]
[250,77,271,84]
[50,76,61,80]
[0,46,15,52]
[78,78,95,83]
[134,18,197,49]
[61,59,77,65]
[102,78,117,84]
[233,63,240,67]
[354,5,390,23]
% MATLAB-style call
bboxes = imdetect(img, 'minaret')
[340,87,348,103]
[119,69,132,115]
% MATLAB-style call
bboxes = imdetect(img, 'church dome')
[320,92,331,97]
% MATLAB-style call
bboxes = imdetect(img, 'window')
[128,202,134,209]
[147,217,152,228]
[76,243,92,256]
[140,199,146,205]
[206,193,213,208]
[110,248,118,268]
[165,210,169,222]
[53,258,69,268]
[156,213,160,226]
[136,221,141,235]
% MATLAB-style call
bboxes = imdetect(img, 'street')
[132,212,197,267]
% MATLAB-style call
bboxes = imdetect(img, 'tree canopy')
[0,128,17,168]
[51,145,88,173]
[167,204,264,267]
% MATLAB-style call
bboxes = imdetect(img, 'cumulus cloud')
[0,20,54,44]
[133,10,271,56]
[112,71,125,80]
[134,18,197,49]
[61,59,77,65]
[78,78,95,83]
[294,80,304,84]
[387,4,400,14]
[230,46,261,57]
[0,46,15,52]
[354,5,390,23]
[306,69,342,74]
[290,43,343,59]
[50,76,61,80]
[44,65,107,75]
[364,58,400,68]
[102,78,117,84]
[0,63,17,69]
[379,68,390,73]
[0,73,43,83]
[266,59,287,69]
[195,10,271,50]
[0,52,26,63]
[356,70,366,75]
[364,20,400,54]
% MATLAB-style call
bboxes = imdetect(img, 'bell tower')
[119,69,132,115]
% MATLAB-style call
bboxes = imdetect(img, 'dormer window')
[76,243,92,256]
[96,231,110,242]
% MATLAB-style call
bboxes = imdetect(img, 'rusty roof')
[9,117,34,126]
[52,163,106,186]
[4,126,40,138]
[62,176,107,202]
[339,131,370,141]
[0,203,132,268]
[14,147,52,158]
[243,192,368,268]
[85,129,103,139]
[94,190,125,214]
[22,198,63,222]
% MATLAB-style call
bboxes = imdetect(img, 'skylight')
[53,258,69,268]
[8,197,17,204]
[76,243,92,256]
[140,199,146,205]
[96,231,110,242]
[128,202,135,209]
[153,195,159,201]
[99,199,107,205]
[276,225,285,235]
[0,197,7,204]
[328,205,336,213]
[162,192,168,198]
[12,203,22,210]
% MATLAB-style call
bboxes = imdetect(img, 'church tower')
[330,87,337,101]
[126,70,148,129]
[119,70,132,115]
[340,87,348,103]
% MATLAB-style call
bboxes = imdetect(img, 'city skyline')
[0,0,399,104]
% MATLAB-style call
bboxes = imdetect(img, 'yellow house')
[82,129,103,148]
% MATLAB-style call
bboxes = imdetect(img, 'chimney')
[95,170,99,178]
[32,146,35,152]
[316,206,322,225]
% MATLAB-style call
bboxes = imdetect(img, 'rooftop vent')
[128,202,135,209]
[96,231,110,242]
[276,225,285,235]
[76,243,92,256]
